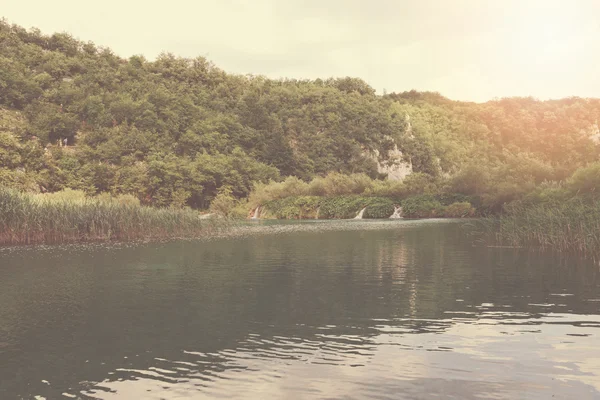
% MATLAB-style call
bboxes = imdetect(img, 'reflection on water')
[0,220,599,399]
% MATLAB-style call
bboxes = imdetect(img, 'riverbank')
[0,188,229,245]
[251,194,477,220]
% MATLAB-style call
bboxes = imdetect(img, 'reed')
[0,188,231,245]
[478,199,600,259]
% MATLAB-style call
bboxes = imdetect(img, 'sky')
[3,0,600,102]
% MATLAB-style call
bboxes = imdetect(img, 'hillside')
[1,20,600,210]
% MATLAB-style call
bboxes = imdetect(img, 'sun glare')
[499,3,587,81]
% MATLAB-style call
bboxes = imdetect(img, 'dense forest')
[1,19,600,217]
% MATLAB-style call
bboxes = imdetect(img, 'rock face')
[372,145,413,181]
[588,123,600,144]
[368,113,413,182]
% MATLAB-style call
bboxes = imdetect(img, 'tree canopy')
[1,20,599,209]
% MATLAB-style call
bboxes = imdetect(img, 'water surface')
[1,220,599,399]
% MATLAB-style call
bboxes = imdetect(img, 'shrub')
[248,176,309,208]
[448,163,489,195]
[319,196,395,219]
[209,187,237,217]
[115,193,141,207]
[402,173,440,196]
[307,176,327,196]
[401,195,445,218]
[443,202,475,218]
[363,198,396,219]
[34,188,87,203]
[568,162,600,194]
[263,196,321,219]
[319,196,370,219]
[261,195,397,220]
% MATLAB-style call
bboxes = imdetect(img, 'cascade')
[390,206,403,219]
[354,207,367,219]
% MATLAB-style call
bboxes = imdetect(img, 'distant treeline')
[2,20,600,254]
[1,19,600,212]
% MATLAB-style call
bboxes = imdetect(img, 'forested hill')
[1,20,600,209]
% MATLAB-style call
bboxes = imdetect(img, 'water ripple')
[61,311,600,399]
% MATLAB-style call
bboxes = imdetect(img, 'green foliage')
[362,198,396,219]
[568,162,600,194]
[484,198,600,259]
[448,163,489,196]
[401,195,446,218]
[209,186,237,217]
[2,19,600,223]
[261,195,396,220]
[318,196,393,219]
[0,132,22,168]
[443,202,476,218]
[317,196,365,219]
[312,173,374,196]
[263,196,322,219]
[35,188,87,202]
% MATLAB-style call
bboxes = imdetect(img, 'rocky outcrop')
[368,113,413,182]
[371,145,413,181]
[587,123,600,144]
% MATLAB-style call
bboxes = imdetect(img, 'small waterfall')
[251,206,261,219]
[354,207,367,219]
[315,207,320,220]
[390,206,403,219]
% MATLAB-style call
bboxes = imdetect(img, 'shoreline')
[0,218,463,248]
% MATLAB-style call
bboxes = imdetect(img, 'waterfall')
[251,206,261,219]
[315,207,320,220]
[390,206,403,219]
[354,207,367,219]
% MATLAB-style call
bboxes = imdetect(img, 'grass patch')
[477,198,600,259]
[0,187,230,245]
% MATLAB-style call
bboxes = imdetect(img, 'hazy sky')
[3,0,600,102]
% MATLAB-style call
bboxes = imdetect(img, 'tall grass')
[479,199,600,259]
[0,188,229,245]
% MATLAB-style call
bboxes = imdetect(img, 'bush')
[448,163,489,195]
[34,188,87,203]
[261,195,397,219]
[115,193,141,207]
[209,187,237,217]
[365,179,407,198]
[250,172,385,206]
[248,176,309,208]
[568,162,600,194]
[320,172,374,196]
[319,196,370,219]
[401,173,440,196]
[363,198,396,218]
[401,195,445,218]
[319,196,397,219]
[443,202,475,218]
[263,196,321,219]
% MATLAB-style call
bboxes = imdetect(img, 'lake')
[1,220,599,399]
